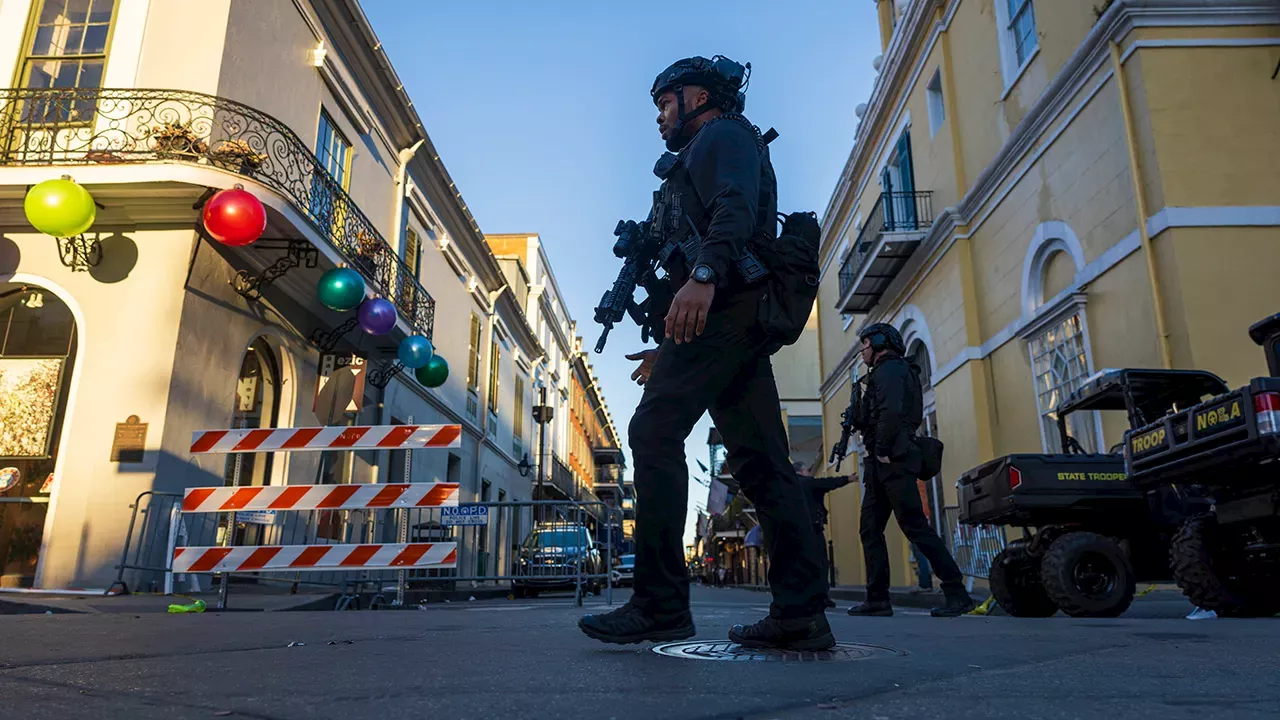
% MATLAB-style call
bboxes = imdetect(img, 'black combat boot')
[846,600,894,616]
[930,591,978,617]
[578,602,696,645]
[728,613,836,651]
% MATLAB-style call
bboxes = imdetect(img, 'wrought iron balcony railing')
[837,190,934,300]
[0,87,434,339]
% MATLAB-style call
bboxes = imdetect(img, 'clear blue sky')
[364,0,881,543]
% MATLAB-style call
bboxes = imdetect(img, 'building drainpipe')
[1110,41,1174,370]
[392,139,426,257]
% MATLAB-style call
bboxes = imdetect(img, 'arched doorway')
[0,282,77,588]
[907,339,943,532]
[220,337,281,547]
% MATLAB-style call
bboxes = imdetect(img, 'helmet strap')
[665,84,719,152]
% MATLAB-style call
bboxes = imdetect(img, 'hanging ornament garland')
[415,354,449,388]
[201,185,266,247]
[317,267,366,312]
[398,335,434,369]
[24,176,96,237]
[357,297,397,335]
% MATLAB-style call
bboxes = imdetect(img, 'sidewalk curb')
[727,584,993,611]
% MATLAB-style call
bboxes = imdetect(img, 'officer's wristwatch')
[691,264,716,285]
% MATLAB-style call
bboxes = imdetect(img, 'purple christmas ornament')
[357,297,397,335]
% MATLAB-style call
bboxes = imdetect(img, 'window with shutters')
[466,315,481,391]
[513,375,526,457]
[487,337,500,423]
[404,227,420,279]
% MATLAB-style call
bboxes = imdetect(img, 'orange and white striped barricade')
[178,423,462,609]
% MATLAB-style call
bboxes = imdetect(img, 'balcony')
[0,87,434,338]
[836,191,933,314]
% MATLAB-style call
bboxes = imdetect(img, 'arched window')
[1019,222,1100,453]
[0,282,78,587]
[222,337,281,546]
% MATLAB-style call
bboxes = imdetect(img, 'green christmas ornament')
[415,354,449,388]
[317,267,365,312]
[24,177,96,237]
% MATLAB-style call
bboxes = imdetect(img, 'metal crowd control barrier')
[109,427,623,610]
[184,421,462,609]
[943,505,1008,592]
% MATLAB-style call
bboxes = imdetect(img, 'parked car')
[611,553,635,587]
[511,523,604,598]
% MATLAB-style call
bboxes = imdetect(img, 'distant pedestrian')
[794,461,853,609]
[910,480,936,593]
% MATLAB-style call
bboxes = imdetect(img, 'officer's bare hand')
[877,455,891,464]
[665,281,715,344]
[625,349,659,385]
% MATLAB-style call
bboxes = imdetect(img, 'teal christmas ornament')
[398,335,434,369]
[415,354,449,388]
[317,267,365,311]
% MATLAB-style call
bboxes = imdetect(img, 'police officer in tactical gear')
[845,323,977,618]
[578,56,835,651]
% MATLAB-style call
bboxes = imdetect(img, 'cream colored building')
[818,0,1280,589]
[0,0,548,590]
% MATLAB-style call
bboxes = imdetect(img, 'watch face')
[694,266,712,283]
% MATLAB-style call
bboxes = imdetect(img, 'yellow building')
[818,0,1280,590]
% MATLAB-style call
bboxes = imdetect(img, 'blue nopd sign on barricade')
[441,504,489,526]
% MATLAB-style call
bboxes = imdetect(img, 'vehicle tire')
[1171,517,1280,618]
[1040,531,1135,618]
[988,546,1058,618]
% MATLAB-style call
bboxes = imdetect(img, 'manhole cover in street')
[652,641,905,662]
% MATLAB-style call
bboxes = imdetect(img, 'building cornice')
[818,0,1279,265]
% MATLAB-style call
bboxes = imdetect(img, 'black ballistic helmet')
[858,322,906,357]
[651,55,751,151]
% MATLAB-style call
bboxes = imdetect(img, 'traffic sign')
[441,504,488,526]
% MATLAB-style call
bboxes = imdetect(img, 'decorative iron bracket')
[366,360,406,389]
[308,317,360,354]
[231,239,318,301]
[56,234,102,272]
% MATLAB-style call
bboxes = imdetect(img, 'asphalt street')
[0,585,1276,720]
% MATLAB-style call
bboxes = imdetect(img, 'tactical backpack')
[752,210,821,355]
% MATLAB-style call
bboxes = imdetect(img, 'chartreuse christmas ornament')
[398,335,433,369]
[24,176,96,237]
[415,354,449,388]
[317,267,365,312]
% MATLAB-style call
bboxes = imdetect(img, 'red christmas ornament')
[202,186,266,246]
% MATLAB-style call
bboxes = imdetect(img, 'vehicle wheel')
[1040,531,1135,618]
[1171,517,1280,618]
[988,546,1058,617]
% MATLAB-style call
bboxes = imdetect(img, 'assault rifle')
[592,206,668,354]
[828,365,864,471]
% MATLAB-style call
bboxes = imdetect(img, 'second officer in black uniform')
[578,56,833,651]
[844,323,976,618]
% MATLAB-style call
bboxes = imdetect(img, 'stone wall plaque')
[111,415,148,463]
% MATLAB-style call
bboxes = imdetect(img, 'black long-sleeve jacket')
[676,114,777,292]
[857,355,924,463]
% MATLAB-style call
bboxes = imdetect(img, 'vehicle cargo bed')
[958,453,1143,526]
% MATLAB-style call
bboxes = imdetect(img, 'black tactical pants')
[628,294,828,619]
[860,464,966,602]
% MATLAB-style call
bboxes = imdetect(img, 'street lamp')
[517,453,533,478]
